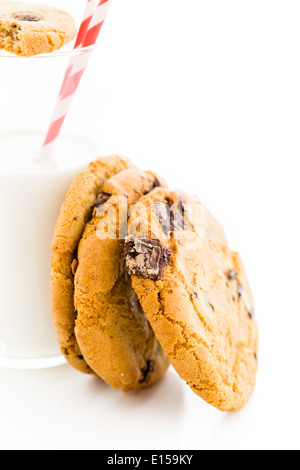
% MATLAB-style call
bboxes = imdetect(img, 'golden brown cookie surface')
[0,1,76,56]
[125,188,259,411]
[51,156,134,374]
[74,169,170,392]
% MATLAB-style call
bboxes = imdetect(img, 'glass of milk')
[0,47,99,369]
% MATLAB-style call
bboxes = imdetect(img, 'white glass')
[0,48,99,369]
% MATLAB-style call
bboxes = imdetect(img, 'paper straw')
[40,0,111,160]
[75,0,111,48]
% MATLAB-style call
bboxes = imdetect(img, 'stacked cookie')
[51,156,259,412]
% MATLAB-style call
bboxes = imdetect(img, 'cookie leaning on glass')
[51,156,170,391]
[0,1,76,56]
[51,156,135,375]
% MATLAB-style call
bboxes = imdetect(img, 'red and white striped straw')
[40,0,111,160]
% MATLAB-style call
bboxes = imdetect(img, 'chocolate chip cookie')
[0,1,76,56]
[125,188,259,411]
[74,169,170,392]
[51,156,134,374]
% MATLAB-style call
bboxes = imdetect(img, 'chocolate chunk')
[78,355,84,360]
[148,177,162,193]
[143,177,162,196]
[139,360,154,384]
[170,208,187,232]
[227,269,237,281]
[237,284,243,298]
[177,195,187,212]
[15,15,42,21]
[254,352,258,362]
[154,202,171,235]
[125,236,171,281]
[169,196,187,232]
[152,177,162,189]
[154,199,187,234]
[93,192,111,209]
[248,309,255,320]
[62,348,69,356]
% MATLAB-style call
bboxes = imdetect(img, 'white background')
[0,0,300,450]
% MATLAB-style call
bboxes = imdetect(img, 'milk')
[0,130,98,368]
